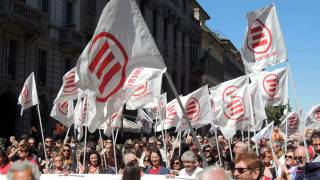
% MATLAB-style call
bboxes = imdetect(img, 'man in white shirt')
[179,151,203,178]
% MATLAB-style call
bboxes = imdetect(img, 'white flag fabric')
[100,107,123,137]
[209,75,249,124]
[76,0,166,104]
[146,93,167,120]
[249,79,267,130]
[54,68,80,103]
[136,109,154,134]
[18,72,39,116]
[73,95,97,127]
[251,121,274,143]
[156,99,180,131]
[125,68,163,110]
[280,108,303,136]
[75,125,83,141]
[305,104,320,128]
[50,100,74,127]
[250,68,288,107]
[241,4,287,73]
[176,85,213,132]
[212,84,254,130]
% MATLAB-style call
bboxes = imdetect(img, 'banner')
[280,108,303,136]
[241,4,287,73]
[18,72,39,116]
[50,100,74,127]
[305,104,320,129]
[136,109,154,134]
[251,121,274,143]
[156,99,180,131]
[54,67,80,103]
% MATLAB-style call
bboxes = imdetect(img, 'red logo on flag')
[21,85,29,104]
[133,82,148,97]
[224,96,245,120]
[88,32,128,102]
[263,74,279,97]
[58,101,68,116]
[223,86,239,101]
[288,113,299,132]
[246,19,273,55]
[165,102,177,124]
[186,98,200,121]
[63,70,77,95]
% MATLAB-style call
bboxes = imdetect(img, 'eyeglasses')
[18,149,26,152]
[234,167,251,174]
[54,159,62,162]
[63,149,71,152]
[295,156,305,162]
[45,140,52,143]
[144,159,149,162]
[173,161,181,165]
[285,155,294,159]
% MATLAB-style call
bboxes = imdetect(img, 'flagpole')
[253,128,259,156]
[63,126,71,146]
[247,126,251,152]
[164,72,208,167]
[36,105,48,163]
[171,131,180,160]
[228,138,233,161]
[160,108,168,168]
[241,130,244,143]
[83,126,88,169]
[111,126,118,174]
[98,130,107,168]
[285,104,289,154]
[213,126,222,166]
[185,129,191,143]
[287,62,300,109]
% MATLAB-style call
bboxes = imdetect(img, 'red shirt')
[0,163,10,174]
[149,166,161,174]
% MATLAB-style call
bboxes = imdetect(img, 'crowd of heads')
[2,125,320,180]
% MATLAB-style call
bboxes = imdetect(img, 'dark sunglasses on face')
[295,156,305,162]
[234,167,251,174]
[63,149,71,152]
[285,155,294,159]
[173,161,180,165]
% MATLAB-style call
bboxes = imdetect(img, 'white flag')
[241,4,287,73]
[18,72,39,116]
[250,67,288,107]
[136,109,154,134]
[100,107,123,137]
[306,104,320,128]
[176,85,213,132]
[146,93,167,120]
[125,68,163,110]
[251,121,274,143]
[156,99,180,131]
[50,100,74,127]
[209,75,249,124]
[212,84,254,130]
[54,68,80,103]
[249,79,267,130]
[280,108,303,136]
[76,0,166,103]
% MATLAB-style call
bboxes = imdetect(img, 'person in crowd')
[44,137,53,149]
[17,144,38,165]
[310,130,320,162]
[292,146,309,179]
[277,146,297,180]
[261,149,276,180]
[234,152,262,180]
[196,166,231,180]
[60,144,76,173]
[7,146,19,163]
[9,136,19,148]
[7,160,40,180]
[81,151,115,174]
[233,142,248,158]
[122,161,141,180]
[43,155,68,174]
[169,155,182,176]
[203,144,214,165]
[144,148,170,175]
[272,127,285,143]
[273,141,284,159]
[0,150,10,174]
[178,150,203,178]
[142,155,151,172]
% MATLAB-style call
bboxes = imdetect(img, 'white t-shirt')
[178,167,203,178]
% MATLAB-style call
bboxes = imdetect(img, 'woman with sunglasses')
[142,156,151,172]
[169,155,182,176]
[261,149,276,180]
[144,148,170,175]
[60,144,76,173]
[277,146,297,180]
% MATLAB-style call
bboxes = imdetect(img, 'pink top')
[0,163,11,174]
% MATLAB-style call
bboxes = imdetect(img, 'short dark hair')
[311,130,320,140]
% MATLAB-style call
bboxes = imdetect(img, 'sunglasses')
[234,167,250,174]
[285,155,294,159]
[173,161,181,165]
[295,156,305,162]
[63,149,71,152]
[144,159,149,162]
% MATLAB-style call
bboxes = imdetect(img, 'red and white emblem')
[88,32,128,102]
[21,85,29,104]
[224,96,245,120]
[165,102,177,124]
[58,101,68,116]
[133,82,148,97]
[63,70,77,95]
[247,19,272,55]
[288,113,299,132]
[263,74,279,97]
[186,98,200,121]
[222,86,239,101]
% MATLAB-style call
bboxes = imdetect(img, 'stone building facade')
[0,0,244,138]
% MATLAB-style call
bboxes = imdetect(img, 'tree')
[265,104,292,126]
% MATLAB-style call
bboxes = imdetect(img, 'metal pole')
[111,126,118,174]
[36,105,48,162]
[213,126,222,166]
[63,127,71,146]
[98,130,107,167]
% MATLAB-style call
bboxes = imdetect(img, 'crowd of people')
[1,124,320,180]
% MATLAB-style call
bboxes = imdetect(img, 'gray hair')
[196,166,232,180]
[181,151,196,162]
[7,160,41,180]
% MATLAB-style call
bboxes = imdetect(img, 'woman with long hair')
[122,161,141,180]
[82,151,115,174]
[144,148,170,175]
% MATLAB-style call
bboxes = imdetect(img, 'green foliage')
[265,105,291,126]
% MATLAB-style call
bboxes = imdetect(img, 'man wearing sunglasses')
[291,146,309,180]
[234,152,261,180]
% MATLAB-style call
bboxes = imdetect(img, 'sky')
[197,0,320,112]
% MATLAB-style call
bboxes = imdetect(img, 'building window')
[66,1,74,27]
[152,10,157,39]
[7,40,17,80]
[65,58,72,73]
[40,0,49,13]
[37,50,47,86]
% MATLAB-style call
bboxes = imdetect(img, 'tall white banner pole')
[36,105,48,162]
[111,126,118,174]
